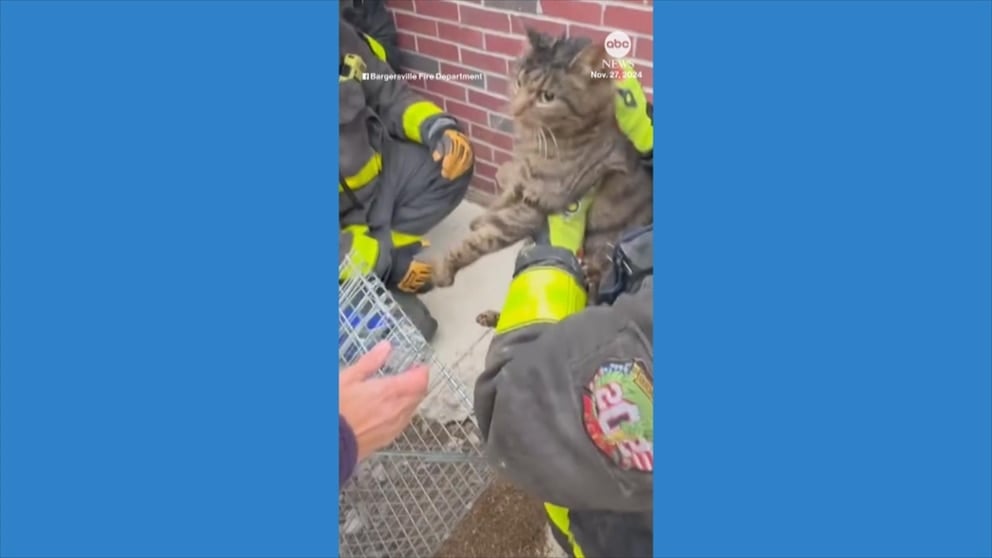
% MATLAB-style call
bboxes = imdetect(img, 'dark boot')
[390,290,438,343]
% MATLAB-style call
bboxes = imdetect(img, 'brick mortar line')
[417,82,655,107]
[408,66,507,96]
[460,134,514,155]
[407,37,653,70]
[458,1,655,17]
[416,77,654,99]
[404,52,654,96]
[417,75,652,107]
[392,7,654,41]
[400,31,654,67]
[458,42,652,68]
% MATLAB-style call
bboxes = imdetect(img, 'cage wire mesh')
[338,252,495,558]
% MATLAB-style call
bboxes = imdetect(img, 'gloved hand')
[429,127,474,181]
[340,225,435,294]
[613,68,653,157]
[385,240,434,294]
[492,191,597,334]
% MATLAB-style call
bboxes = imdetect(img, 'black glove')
[385,241,434,294]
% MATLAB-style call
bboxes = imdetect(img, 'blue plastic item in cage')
[340,306,391,363]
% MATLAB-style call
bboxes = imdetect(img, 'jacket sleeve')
[339,20,457,145]
[474,251,654,513]
[340,415,359,487]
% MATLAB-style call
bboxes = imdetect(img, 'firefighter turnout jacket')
[338,19,456,208]
[474,227,654,558]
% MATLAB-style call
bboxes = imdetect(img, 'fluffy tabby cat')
[431,30,653,325]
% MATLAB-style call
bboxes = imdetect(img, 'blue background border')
[655,1,992,557]
[2,0,990,557]
[1,1,340,556]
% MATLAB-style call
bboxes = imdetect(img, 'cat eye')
[539,91,555,103]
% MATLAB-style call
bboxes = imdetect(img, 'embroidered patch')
[582,359,654,472]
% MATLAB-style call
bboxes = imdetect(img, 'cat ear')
[571,41,607,73]
[525,27,545,50]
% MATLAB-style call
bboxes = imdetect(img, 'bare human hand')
[339,340,429,462]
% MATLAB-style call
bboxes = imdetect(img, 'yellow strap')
[340,53,366,83]
[360,33,388,63]
[402,101,444,144]
[339,227,427,280]
[615,68,653,155]
[547,194,595,254]
[340,225,379,280]
[623,109,653,154]
[495,267,587,334]
[339,152,383,191]
[390,231,428,249]
[544,503,586,558]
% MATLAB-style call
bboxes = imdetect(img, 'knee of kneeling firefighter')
[545,503,586,558]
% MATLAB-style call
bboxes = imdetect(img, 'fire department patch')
[582,359,654,472]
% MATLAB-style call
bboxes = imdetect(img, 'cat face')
[509,30,616,134]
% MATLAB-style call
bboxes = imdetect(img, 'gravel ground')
[435,477,553,558]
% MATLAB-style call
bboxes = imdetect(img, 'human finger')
[341,340,391,384]
[382,364,430,399]
[388,375,431,435]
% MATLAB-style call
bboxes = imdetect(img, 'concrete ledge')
[465,186,497,208]
[420,200,522,407]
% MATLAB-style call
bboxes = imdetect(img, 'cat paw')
[431,259,456,288]
[511,182,527,201]
[495,162,519,189]
[585,274,602,295]
[520,189,545,210]
[475,310,500,328]
[469,215,487,231]
[581,259,603,299]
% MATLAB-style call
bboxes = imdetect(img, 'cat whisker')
[545,127,561,160]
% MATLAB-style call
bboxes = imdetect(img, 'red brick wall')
[387,0,654,200]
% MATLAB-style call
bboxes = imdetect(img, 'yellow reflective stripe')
[402,101,444,144]
[547,194,595,254]
[615,68,654,155]
[339,152,383,191]
[544,503,586,558]
[548,214,585,254]
[339,225,379,280]
[624,111,653,154]
[339,227,424,280]
[495,267,587,334]
[361,33,388,62]
[390,231,427,249]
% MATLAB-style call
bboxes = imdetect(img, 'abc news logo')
[604,31,633,59]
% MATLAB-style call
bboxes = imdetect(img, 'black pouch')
[597,225,653,305]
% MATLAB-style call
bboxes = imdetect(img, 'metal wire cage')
[338,252,494,558]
